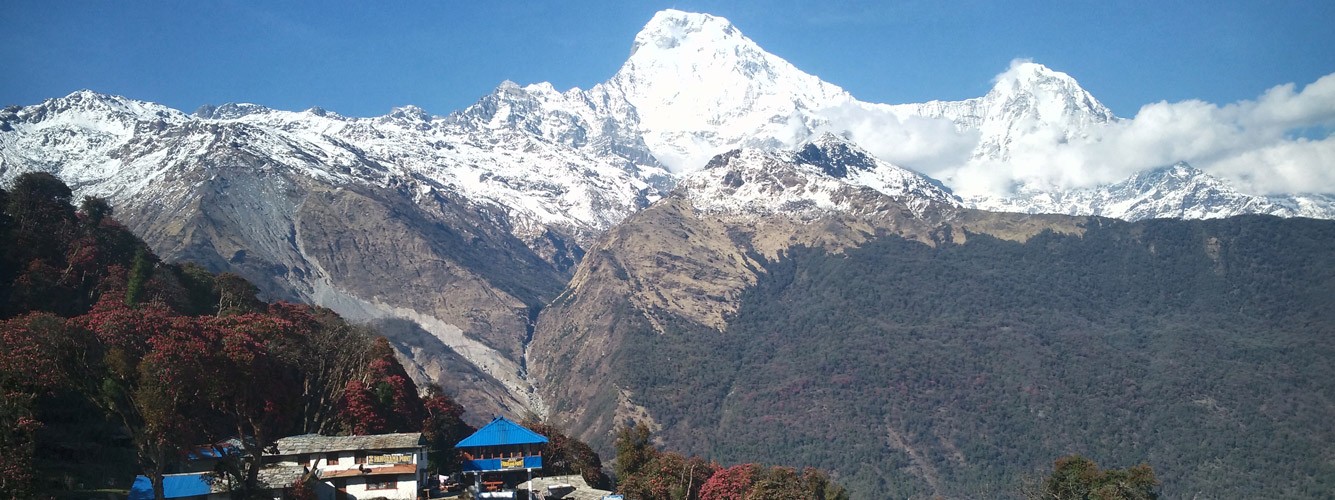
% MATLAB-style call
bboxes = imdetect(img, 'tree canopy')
[0,173,471,499]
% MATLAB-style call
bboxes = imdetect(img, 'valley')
[3,8,1333,499]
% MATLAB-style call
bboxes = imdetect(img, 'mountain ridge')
[3,7,1334,433]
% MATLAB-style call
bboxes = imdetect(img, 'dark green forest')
[614,216,1335,499]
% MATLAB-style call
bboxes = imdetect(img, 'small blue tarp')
[128,473,213,499]
[455,416,549,448]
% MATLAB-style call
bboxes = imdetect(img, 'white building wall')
[267,443,427,500]
[315,449,425,500]
[342,476,419,500]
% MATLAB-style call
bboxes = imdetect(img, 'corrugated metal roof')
[273,432,423,455]
[456,417,549,448]
[128,466,306,499]
[128,473,213,499]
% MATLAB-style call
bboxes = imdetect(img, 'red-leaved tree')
[699,463,759,500]
[339,337,424,435]
[0,312,80,497]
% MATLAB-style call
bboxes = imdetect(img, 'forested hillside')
[0,173,472,498]
[607,215,1335,499]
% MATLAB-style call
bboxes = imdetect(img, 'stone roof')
[273,433,423,455]
[517,474,613,500]
[257,465,308,489]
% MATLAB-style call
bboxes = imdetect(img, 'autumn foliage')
[1036,454,1159,500]
[612,422,847,500]
[0,173,466,498]
[522,420,612,489]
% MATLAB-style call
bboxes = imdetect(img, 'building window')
[355,453,366,464]
[326,453,339,465]
[367,478,397,490]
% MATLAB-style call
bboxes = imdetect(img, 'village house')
[456,417,548,498]
[127,432,427,500]
[270,432,428,500]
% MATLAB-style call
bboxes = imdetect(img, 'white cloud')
[817,102,979,174]
[1209,137,1335,194]
[951,71,1335,196]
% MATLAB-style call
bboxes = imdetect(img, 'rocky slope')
[0,89,665,422]
[527,136,1088,451]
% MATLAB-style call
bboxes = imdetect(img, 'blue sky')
[2,1,1332,118]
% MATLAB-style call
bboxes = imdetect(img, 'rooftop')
[456,417,549,448]
[273,432,423,455]
[128,466,306,499]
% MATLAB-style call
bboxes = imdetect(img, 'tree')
[124,248,151,306]
[798,468,848,500]
[338,337,424,435]
[7,258,75,316]
[700,464,758,500]
[214,273,262,316]
[201,313,304,495]
[74,297,209,500]
[743,467,808,500]
[1038,455,1158,500]
[0,313,81,497]
[617,451,715,500]
[136,315,228,500]
[700,464,846,500]
[5,172,75,265]
[78,195,112,228]
[275,305,375,435]
[522,419,609,489]
[613,422,719,500]
[615,421,655,481]
[423,385,475,475]
[172,263,220,316]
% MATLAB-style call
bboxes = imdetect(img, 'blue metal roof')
[128,473,213,499]
[455,417,549,448]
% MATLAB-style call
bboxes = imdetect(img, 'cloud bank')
[923,70,1335,197]
[818,102,980,174]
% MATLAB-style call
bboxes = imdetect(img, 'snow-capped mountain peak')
[16,90,187,128]
[967,161,1306,220]
[682,134,958,218]
[794,132,881,179]
[611,10,853,172]
[193,102,275,120]
[880,60,1116,164]
[990,61,1081,94]
[1124,161,1208,188]
[385,105,431,122]
[984,61,1116,127]
[629,9,740,56]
